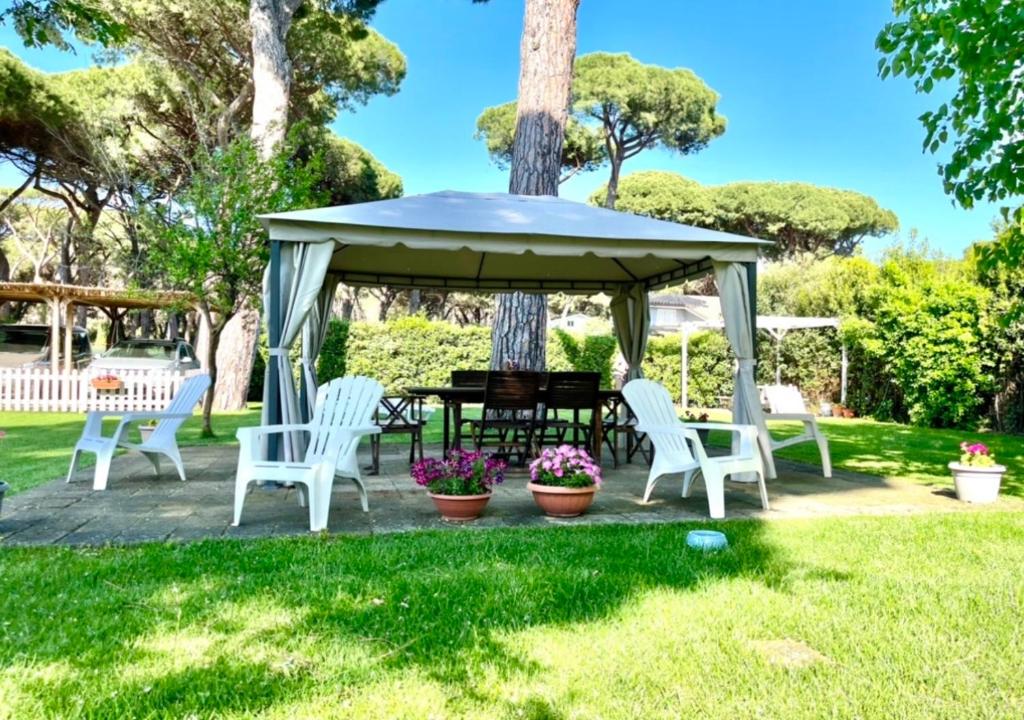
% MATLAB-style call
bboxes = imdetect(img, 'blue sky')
[0,0,1004,256]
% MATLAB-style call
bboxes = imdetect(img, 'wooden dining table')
[405,384,631,464]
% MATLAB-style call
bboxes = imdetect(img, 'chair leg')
[816,430,833,478]
[165,446,187,482]
[370,435,380,476]
[92,447,114,491]
[703,467,725,520]
[755,468,770,511]
[142,452,161,477]
[681,468,698,498]
[232,472,250,526]
[642,471,661,504]
[351,476,369,513]
[66,448,83,484]
[312,476,334,531]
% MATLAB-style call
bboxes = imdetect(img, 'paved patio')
[0,443,1013,547]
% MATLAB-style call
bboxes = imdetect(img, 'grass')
[0,512,1021,718]
[2,407,1021,497]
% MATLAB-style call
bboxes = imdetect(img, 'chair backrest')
[306,376,385,464]
[150,374,212,444]
[483,371,542,413]
[764,384,808,414]
[545,371,600,411]
[451,370,488,387]
[622,379,696,463]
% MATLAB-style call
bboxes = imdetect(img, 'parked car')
[0,324,93,369]
[90,338,201,373]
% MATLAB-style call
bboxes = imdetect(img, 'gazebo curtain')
[610,283,650,381]
[714,262,778,479]
[260,240,335,460]
[300,275,340,420]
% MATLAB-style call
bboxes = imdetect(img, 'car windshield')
[106,342,175,360]
[0,329,48,354]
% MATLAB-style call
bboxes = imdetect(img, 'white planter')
[139,424,158,443]
[948,462,1005,504]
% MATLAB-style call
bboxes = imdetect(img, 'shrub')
[316,318,349,384]
[553,329,617,387]
[644,331,733,407]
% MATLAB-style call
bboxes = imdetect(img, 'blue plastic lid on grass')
[687,530,728,551]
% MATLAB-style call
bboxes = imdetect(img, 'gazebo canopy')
[257,190,780,478]
[260,191,768,293]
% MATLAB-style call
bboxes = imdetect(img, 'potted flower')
[528,445,602,517]
[412,450,506,522]
[90,374,122,391]
[682,411,710,445]
[949,442,1006,504]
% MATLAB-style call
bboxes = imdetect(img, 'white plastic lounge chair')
[232,375,383,532]
[623,379,768,519]
[761,384,832,478]
[66,373,212,491]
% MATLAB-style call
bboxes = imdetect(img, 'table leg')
[453,401,463,454]
[442,397,451,459]
[592,402,603,467]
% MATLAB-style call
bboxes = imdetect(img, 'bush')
[645,331,733,407]
[553,329,617,387]
[317,319,349,384]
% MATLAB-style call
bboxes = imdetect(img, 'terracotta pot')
[527,482,596,518]
[948,462,1005,504]
[427,492,492,522]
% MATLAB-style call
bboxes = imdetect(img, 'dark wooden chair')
[450,370,487,448]
[602,394,653,468]
[369,394,428,475]
[469,371,542,466]
[540,372,600,453]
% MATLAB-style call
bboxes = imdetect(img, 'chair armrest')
[684,422,757,435]
[764,413,817,423]
[634,423,686,435]
[121,412,194,424]
[236,423,312,441]
[343,425,382,436]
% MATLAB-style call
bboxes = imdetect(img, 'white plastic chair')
[623,379,768,519]
[232,375,383,532]
[66,374,212,491]
[760,384,832,478]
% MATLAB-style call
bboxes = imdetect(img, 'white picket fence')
[0,368,206,413]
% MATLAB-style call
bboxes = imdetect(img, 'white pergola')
[258,191,785,476]
[678,315,847,410]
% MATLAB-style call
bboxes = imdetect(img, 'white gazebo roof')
[260,191,769,294]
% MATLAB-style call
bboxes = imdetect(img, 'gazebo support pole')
[840,343,848,406]
[745,262,758,363]
[50,298,60,373]
[680,323,690,409]
[64,302,75,373]
[267,239,283,460]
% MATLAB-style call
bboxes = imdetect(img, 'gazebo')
[258,191,781,475]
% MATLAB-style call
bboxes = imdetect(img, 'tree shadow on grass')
[0,519,837,717]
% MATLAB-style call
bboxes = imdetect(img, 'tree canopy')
[474,52,725,206]
[877,0,1024,268]
[599,170,899,259]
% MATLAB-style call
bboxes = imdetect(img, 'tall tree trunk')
[408,289,421,314]
[604,149,624,209]
[212,0,303,411]
[490,0,580,371]
[198,304,224,436]
[249,0,302,158]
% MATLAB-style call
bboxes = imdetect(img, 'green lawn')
[0,512,1021,718]
[1,407,1021,497]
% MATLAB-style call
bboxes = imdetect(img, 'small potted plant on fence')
[949,442,1006,504]
[412,449,506,522]
[528,445,602,518]
[682,411,711,445]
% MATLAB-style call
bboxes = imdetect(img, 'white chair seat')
[623,380,769,519]
[232,376,384,532]
[760,385,832,477]
[66,374,211,491]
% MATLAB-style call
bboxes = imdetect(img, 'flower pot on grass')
[412,450,506,522]
[949,442,1005,504]
[528,445,602,518]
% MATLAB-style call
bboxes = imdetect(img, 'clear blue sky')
[0,0,1003,257]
